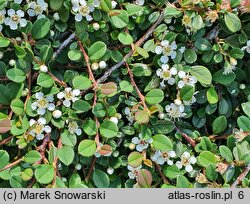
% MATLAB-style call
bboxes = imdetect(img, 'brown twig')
[125,63,149,111]
[155,162,170,184]
[175,126,196,148]
[35,134,50,165]
[48,71,67,87]
[77,39,98,90]
[0,157,24,172]
[85,156,97,182]
[52,138,62,187]
[24,69,32,110]
[0,136,13,147]
[231,163,250,187]
[96,10,165,84]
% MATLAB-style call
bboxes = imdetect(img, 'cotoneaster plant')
[0,0,250,188]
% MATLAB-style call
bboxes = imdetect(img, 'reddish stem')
[0,136,13,147]
[125,63,149,111]
[231,164,250,187]
[85,157,97,182]
[0,157,24,172]
[175,127,196,148]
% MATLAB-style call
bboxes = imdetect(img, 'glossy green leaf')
[152,134,173,151]
[6,68,26,83]
[100,120,118,138]
[78,139,96,157]
[35,164,55,184]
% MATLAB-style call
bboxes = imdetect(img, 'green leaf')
[100,120,118,138]
[137,169,152,188]
[35,164,55,184]
[72,75,92,90]
[125,3,143,16]
[100,0,112,12]
[163,165,180,179]
[110,10,129,29]
[57,146,75,166]
[6,68,26,83]
[82,119,97,136]
[145,89,164,105]
[180,85,194,101]
[119,80,134,93]
[224,12,241,33]
[72,100,91,113]
[135,46,149,59]
[128,152,143,167]
[223,165,235,183]
[207,86,218,104]
[61,130,77,147]
[0,37,10,47]
[212,116,227,134]
[219,145,233,162]
[213,70,235,85]
[92,103,106,117]
[37,73,54,88]
[0,150,9,169]
[242,101,250,118]
[10,99,24,116]
[164,7,182,17]
[176,175,190,188]
[0,119,12,134]
[206,164,218,181]
[10,176,26,188]
[184,49,197,64]
[237,116,250,131]
[21,168,33,181]
[190,65,212,86]
[78,139,96,157]
[24,150,41,164]
[152,134,173,151]
[93,169,110,188]
[50,0,64,10]
[192,14,203,30]
[88,41,107,61]
[194,38,212,51]
[69,173,82,188]
[14,45,27,58]
[135,110,149,124]
[68,50,82,61]
[31,18,51,40]
[118,32,133,45]
[198,151,217,167]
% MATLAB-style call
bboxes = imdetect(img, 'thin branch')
[48,71,67,87]
[155,162,170,184]
[53,33,76,59]
[0,157,24,172]
[125,63,149,111]
[85,156,97,182]
[231,163,250,187]
[35,134,50,165]
[0,136,13,147]
[52,138,62,187]
[77,39,98,90]
[175,126,196,148]
[96,11,165,84]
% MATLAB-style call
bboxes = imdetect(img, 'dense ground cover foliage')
[0,0,250,188]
